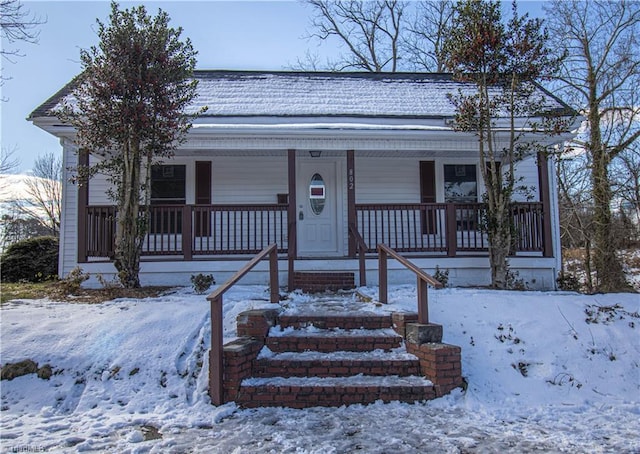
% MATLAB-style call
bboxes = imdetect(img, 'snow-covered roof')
[29,70,573,121]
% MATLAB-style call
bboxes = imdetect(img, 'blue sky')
[2,0,545,173]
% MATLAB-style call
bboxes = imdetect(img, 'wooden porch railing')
[348,224,367,286]
[356,202,545,255]
[378,243,443,324]
[83,202,545,261]
[206,243,279,406]
[84,204,288,259]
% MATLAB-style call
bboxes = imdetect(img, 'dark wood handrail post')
[446,203,457,257]
[378,245,388,304]
[358,246,366,287]
[269,246,279,303]
[182,205,193,261]
[417,276,429,324]
[209,295,223,406]
[349,224,367,287]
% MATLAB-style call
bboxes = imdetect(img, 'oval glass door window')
[309,173,326,215]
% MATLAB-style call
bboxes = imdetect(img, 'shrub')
[191,273,215,294]
[0,236,58,283]
[557,272,581,292]
[56,267,90,295]
[433,266,449,287]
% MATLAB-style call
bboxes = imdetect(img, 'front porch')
[73,147,557,289]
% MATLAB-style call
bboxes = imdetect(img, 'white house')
[29,71,578,290]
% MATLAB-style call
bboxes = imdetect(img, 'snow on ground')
[1,285,639,453]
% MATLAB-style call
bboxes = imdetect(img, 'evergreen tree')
[60,2,202,287]
[443,0,565,288]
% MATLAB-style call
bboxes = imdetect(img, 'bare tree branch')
[403,0,454,72]
[303,0,406,72]
[0,0,44,62]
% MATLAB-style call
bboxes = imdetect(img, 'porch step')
[265,327,403,353]
[253,348,421,378]
[237,375,436,408]
[278,313,392,330]
[291,271,355,293]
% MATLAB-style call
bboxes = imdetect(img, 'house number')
[348,168,355,190]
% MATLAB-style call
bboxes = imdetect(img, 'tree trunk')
[113,139,142,288]
[589,108,627,293]
[487,204,511,289]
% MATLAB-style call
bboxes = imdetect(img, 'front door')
[297,159,340,257]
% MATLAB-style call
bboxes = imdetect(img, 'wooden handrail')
[206,243,279,405]
[348,223,367,286]
[377,243,442,324]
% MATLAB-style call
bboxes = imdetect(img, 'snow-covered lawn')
[1,286,638,453]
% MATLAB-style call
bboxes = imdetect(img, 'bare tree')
[13,152,62,236]
[1,0,45,97]
[0,0,43,60]
[555,152,595,292]
[545,0,640,292]
[0,146,19,174]
[403,0,455,72]
[611,143,640,240]
[303,0,406,72]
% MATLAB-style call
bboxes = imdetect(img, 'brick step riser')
[237,385,436,408]
[265,336,402,353]
[292,272,355,293]
[253,359,421,378]
[277,316,392,331]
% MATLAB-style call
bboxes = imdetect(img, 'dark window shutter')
[420,161,436,234]
[195,161,212,236]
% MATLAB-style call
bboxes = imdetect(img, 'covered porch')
[77,149,555,288]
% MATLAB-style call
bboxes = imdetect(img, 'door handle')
[299,211,304,220]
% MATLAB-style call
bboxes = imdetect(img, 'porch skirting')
[74,256,559,291]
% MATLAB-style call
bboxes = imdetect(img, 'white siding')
[212,155,288,204]
[512,155,541,202]
[59,141,79,277]
[356,157,421,203]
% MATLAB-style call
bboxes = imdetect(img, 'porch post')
[347,149,356,256]
[182,205,193,261]
[287,149,297,290]
[537,151,553,257]
[77,149,89,264]
[446,203,457,257]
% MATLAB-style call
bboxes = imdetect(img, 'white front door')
[297,159,340,257]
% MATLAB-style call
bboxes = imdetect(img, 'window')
[444,165,477,204]
[150,165,186,234]
[151,165,186,204]
[444,164,478,231]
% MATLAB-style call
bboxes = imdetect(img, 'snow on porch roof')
[29,70,572,121]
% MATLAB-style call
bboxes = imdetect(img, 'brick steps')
[223,305,464,408]
[238,376,436,408]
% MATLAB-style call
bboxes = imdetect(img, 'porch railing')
[84,202,544,260]
[84,204,288,259]
[355,202,544,255]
